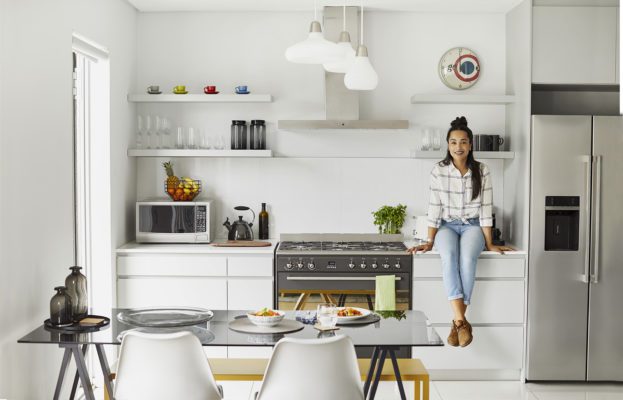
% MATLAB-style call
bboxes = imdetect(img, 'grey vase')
[50,286,73,326]
[65,266,88,320]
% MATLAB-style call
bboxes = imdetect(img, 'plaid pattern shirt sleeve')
[427,166,443,228]
[479,163,493,227]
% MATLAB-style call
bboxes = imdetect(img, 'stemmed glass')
[432,129,442,151]
[316,303,338,328]
[421,128,431,151]
[154,116,162,149]
[136,115,144,149]
[176,127,184,149]
[144,115,153,149]
[161,117,171,149]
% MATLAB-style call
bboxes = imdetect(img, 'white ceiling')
[126,0,526,13]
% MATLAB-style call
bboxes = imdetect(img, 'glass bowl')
[164,179,201,201]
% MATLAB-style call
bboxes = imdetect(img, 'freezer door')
[587,116,623,381]
[527,115,591,380]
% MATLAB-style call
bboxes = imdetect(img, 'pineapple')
[163,161,179,192]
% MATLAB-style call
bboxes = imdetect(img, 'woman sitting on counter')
[408,116,513,348]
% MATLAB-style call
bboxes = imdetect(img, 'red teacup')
[204,86,217,94]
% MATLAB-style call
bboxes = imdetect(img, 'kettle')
[223,205,255,241]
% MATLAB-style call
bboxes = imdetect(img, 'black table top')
[18,309,443,348]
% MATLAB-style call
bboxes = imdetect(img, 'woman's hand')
[486,244,515,254]
[407,242,434,254]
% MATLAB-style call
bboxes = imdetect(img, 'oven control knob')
[307,262,316,270]
[382,263,390,269]
[360,263,367,269]
[348,263,355,269]
[285,263,293,270]
[371,263,378,269]
[394,262,401,269]
[297,262,304,270]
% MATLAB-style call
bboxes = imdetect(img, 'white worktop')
[118,240,525,257]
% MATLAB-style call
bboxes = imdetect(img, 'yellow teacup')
[173,85,186,93]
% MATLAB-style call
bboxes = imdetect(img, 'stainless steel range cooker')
[274,234,413,311]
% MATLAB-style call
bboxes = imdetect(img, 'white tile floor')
[217,381,623,400]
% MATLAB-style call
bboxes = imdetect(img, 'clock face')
[438,47,480,90]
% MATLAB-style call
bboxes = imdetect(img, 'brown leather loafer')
[456,319,473,347]
[447,320,459,347]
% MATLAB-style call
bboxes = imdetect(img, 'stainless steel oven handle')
[581,155,591,284]
[592,155,602,284]
[285,276,402,281]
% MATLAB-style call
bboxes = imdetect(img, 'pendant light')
[285,0,343,64]
[344,2,378,90]
[323,3,356,73]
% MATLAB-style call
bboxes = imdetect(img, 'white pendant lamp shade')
[323,31,356,73]
[344,45,378,90]
[285,21,344,64]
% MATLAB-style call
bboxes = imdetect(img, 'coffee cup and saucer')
[235,85,250,95]
[146,85,162,95]
[204,85,219,95]
[173,85,188,94]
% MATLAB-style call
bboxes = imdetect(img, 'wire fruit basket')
[164,179,201,201]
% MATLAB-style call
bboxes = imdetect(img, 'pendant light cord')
[360,0,364,45]
[343,1,346,31]
[314,0,317,21]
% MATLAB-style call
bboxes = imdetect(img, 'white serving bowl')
[247,310,285,327]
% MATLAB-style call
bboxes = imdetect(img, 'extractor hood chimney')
[278,6,408,130]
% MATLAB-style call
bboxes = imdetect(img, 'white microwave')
[136,200,213,243]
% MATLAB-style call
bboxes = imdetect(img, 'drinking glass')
[199,130,211,149]
[421,128,431,151]
[433,129,442,151]
[145,115,153,149]
[136,115,144,149]
[154,116,162,149]
[187,127,196,149]
[316,303,337,328]
[215,134,225,150]
[161,117,171,148]
[176,127,184,149]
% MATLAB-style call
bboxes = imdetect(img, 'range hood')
[277,6,409,130]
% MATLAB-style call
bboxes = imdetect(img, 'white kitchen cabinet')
[413,256,525,278]
[228,278,273,310]
[532,6,617,84]
[117,254,227,276]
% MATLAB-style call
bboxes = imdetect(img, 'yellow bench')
[210,358,430,400]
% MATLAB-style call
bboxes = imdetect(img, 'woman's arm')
[481,226,515,254]
[408,226,438,253]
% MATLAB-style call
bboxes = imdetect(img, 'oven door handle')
[285,276,402,281]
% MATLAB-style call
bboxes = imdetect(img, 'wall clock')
[438,47,480,90]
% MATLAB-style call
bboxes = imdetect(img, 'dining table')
[18,309,443,400]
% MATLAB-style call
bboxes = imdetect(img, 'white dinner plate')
[335,307,371,321]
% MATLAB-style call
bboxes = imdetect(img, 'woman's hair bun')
[450,116,468,128]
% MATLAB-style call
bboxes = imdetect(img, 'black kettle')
[223,206,255,240]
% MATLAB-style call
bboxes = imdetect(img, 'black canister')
[50,286,73,326]
[250,120,266,150]
[65,266,88,320]
[230,120,247,150]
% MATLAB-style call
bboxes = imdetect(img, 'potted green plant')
[372,204,407,234]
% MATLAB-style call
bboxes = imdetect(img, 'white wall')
[135,11,512,240]
[0,0,136,398]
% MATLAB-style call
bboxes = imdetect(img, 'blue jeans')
[434,218,485,305]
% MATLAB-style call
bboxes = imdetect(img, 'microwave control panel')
[196,206,207,232]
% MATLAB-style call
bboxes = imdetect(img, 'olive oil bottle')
[259,203,269,240]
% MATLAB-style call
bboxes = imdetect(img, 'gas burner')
[277,241,322,251]
[278,240,408,254]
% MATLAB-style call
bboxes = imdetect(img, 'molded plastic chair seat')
[255,335,364,400]
[113,330,223,400]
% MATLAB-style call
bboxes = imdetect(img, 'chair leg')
[366,295,374,310]
[294,293,309,310]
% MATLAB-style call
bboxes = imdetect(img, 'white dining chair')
[113,330,223,400]
[255,335,364,400]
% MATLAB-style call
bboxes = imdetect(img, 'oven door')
[276,272,411,311]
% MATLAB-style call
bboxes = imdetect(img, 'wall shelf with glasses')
[410,94,516,104]
[128,94,273,103]
[411,150,515,159]
[127,149,273,158]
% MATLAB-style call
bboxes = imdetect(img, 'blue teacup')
[235,85,248,93]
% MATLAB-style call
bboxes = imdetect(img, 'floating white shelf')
[411,150,515,159]
[410,94,516,104]
[127,94,273,103]
[128,149,273,157]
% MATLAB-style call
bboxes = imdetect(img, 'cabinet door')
[532,7,617,84]
[412,280,524,324]
[117,255,227,277]
[118,277,227,309]
[227,278,273,310]
[413,257,525,278]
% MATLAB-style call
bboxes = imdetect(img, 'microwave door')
[172,206,195,233]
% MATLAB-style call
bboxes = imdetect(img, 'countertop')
[118,240,525,257]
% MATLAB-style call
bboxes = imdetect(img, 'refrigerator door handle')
[592,155,602,283]
[581,155,591,284]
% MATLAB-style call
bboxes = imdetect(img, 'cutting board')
[211,241,272,247]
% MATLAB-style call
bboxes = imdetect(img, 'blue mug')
[235,85,248,93]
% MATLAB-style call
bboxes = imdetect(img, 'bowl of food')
[163,161,201,201]
[247,308,285,327]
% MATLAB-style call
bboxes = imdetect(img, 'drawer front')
[413,257,525,278]
[228,346,273,359]
[118,255,227,277]
[228,256,273,277]
[117,277,227,309]
[228,278,273,310]
[413,281,524,324]
[414,326,524,370]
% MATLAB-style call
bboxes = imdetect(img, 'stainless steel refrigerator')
[527,115,623,381]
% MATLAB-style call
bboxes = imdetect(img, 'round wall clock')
[438,47,481,90]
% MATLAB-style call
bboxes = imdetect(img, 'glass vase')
[50,286,73,326]
[65,266,88,320]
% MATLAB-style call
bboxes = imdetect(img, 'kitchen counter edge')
[117,240,278,254]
